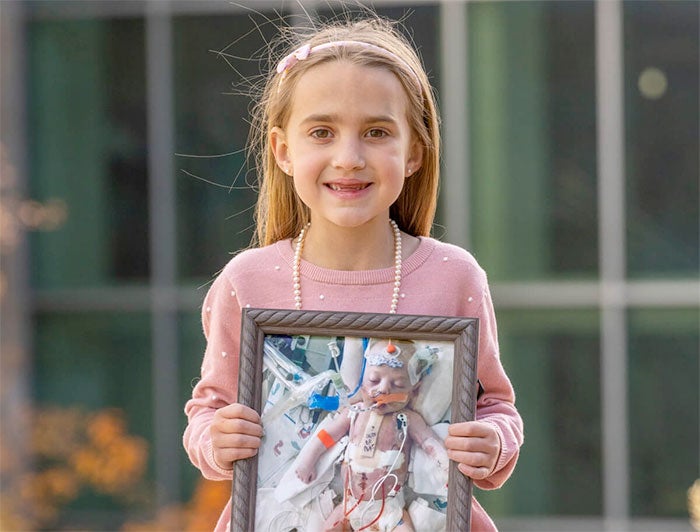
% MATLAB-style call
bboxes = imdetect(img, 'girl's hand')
[210,403,263,470]
[444,421,500,480]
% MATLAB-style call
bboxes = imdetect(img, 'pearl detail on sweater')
[293,219,403,314]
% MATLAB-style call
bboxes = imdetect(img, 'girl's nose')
[331,136,365,171]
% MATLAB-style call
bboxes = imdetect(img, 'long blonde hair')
[248,16,441,247]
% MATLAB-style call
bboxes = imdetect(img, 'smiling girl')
[183,15,523,532]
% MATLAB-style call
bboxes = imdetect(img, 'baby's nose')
[377,381,391,394]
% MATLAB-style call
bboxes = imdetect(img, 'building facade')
[1,0,698,529]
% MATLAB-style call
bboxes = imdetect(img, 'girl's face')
[270,61,422,232]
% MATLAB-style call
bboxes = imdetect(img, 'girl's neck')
[300,218,413,271]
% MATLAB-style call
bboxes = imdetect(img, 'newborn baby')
[294,339,448,532]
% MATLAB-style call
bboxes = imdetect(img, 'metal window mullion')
[440,0,470,247]
[1,0,35,512]
[596,0,629,527]
[146,1,180,508]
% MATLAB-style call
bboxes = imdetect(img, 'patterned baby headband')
[365,341,404,368]
[276,40,421,90]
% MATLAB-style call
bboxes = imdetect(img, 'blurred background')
[1,0,698,530]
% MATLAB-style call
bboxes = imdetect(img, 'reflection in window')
[28,18,148,288]
[478,309,602,516]
[469,1,597,281]
[11,2,699,529]
[624,0,699,277]
[173,14,267,280]
[32,312,153,528]
[628,309,699,517]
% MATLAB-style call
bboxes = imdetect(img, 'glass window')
[10,2,698,530]
[469,1,598,282]
[173,13,270,281]
[628,308,699,517]
[178,311,207,499]
[32,312,153,529]
[176,311,233,531]
[375,4,441,92]
[477,309,602,517]
[28,17,149,289]
[624,0,699,278]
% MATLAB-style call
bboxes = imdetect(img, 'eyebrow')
[299,113,399,126]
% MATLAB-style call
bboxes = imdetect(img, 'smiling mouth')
[327,183,370,191]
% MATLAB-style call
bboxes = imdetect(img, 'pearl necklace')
[293,220,403,313]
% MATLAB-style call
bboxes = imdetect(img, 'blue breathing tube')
[307,393,339,411]
[347,337,369,399]
[347,356,366,399]
[307,337,369,411]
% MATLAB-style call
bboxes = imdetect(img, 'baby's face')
[361,363,414,413]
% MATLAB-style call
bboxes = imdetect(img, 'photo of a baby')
[254,334,458,532]
[295,339,449,531]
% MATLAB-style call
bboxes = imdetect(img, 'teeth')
[329,183,367,191]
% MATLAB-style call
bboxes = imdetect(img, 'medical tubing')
[356,416,407,527]
[342,410,406,529]
[263,342,310,382]
[342,468,363,519]
[261,369,337,422]
[266,510,304,532]
[368,428,406,503]
[306,393,340,411]
[346,356,366,399]
[328,339,342,372]
[358,484,386,531]
[346,337,370,399]
[263,353,301,385]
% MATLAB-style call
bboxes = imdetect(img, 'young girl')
[184,15,523,532]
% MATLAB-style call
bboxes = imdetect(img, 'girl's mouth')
[326,183,370,191]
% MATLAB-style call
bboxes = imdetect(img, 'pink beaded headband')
[276,40,421,90]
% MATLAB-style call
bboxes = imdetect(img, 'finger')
[444,435,499,457]
[447,421,493,438]
[446,449,492,469]
[457,462,492,481]
[444,435,477,451]
[212,431,262,450]
[216,417,264,437]
[211,432,262,468]
[217,403,261,423]
[219,446,260,464]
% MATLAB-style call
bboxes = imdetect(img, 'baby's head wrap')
[365,340,439,386]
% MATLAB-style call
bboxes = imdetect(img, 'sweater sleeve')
[473,282,524,490]
[183,266,242,480]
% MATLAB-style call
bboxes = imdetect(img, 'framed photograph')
[231,309,479,532]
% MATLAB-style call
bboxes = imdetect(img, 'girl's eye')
[367,128,387,138]
[311,128,331,139]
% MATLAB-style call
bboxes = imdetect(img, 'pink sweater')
[183,236,523,531]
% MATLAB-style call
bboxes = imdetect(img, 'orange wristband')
[317,429,335,449]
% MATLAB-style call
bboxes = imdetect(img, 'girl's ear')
[406,138,424,177]
[270,126,293,176]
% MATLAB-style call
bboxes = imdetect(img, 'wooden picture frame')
[232,309,479,532]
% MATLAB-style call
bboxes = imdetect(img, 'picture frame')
[231,308,479,532]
